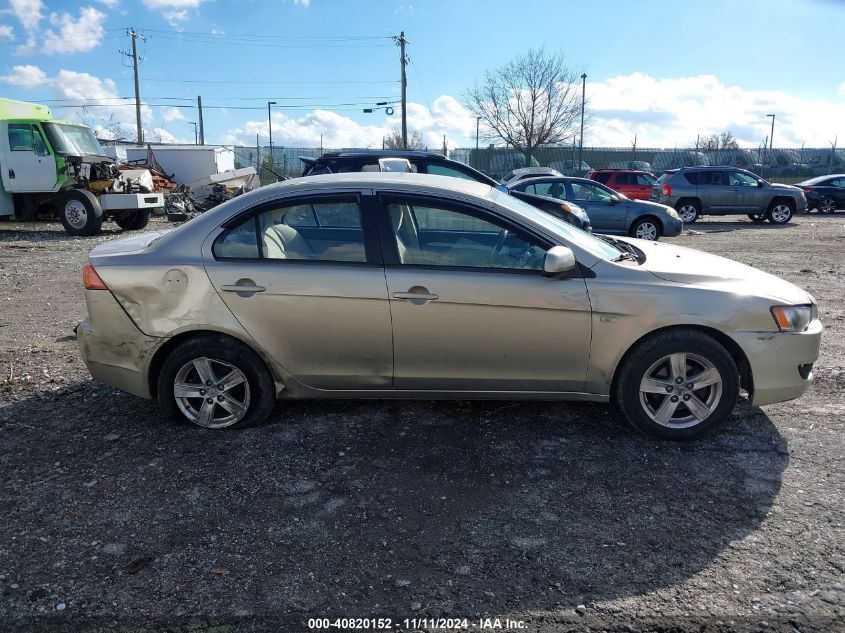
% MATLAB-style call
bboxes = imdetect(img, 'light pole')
[766,113,775,177]
[268,101,277,167]
[187,121,197,145]
[578,73,587,174]
[475,116,481,168]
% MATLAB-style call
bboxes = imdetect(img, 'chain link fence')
[232,145,845,184]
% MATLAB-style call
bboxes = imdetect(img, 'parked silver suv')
[651,167,806,224]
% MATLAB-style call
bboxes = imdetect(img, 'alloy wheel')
[173,357,251,428]
[769,204,792,223]
[638,352,723,428]
[634,221,658,240]
[820,197,836,214]
[678,205,698,223]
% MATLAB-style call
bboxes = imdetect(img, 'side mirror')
[543,245,577,277]
[757,180,765,188]
[610,195,620,204]
[495,184,508,193]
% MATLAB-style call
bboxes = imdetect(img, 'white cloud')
[585,72,845,148]
[42,7,106,54]
[294,0,312,6]
[0,64,47,86]
[142,0,206,24]
[220,96,475,150]
[8,0,44,32]
[162,106,187,123]
[95,0,119,7]
[0,24,14,39]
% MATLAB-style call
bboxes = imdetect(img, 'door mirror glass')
[543,245,576,276]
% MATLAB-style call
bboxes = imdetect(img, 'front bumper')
[663,216,684,237]
[77,289,161,399]
[734,319,822,407]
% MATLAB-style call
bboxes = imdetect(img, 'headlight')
[770,305,813,332]
[666,207,679,220]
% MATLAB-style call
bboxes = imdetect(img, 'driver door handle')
[393,286,439,304]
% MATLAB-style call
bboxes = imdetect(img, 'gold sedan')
[77,173,822,440]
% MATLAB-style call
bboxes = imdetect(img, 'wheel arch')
[147,329,279,398]
[609,324,753,398]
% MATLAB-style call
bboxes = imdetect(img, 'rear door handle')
[8,168,14,179]
[221,279,266,295]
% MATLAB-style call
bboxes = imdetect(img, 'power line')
[49,100,401,111]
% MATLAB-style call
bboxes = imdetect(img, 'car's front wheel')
[615,329,739,440]
[629,217,662,240]
[767,200,794,224]
[157,335,276,429]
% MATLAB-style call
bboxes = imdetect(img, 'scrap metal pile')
[117,146,258,222]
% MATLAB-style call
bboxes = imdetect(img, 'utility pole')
[267,101,276,167]
[188,122,197,144]
[197,96,205,145]
[121,28,146,145]
[578,73,587,173]
[394,31,408,149]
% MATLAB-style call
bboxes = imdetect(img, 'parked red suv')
[587,169,657,200]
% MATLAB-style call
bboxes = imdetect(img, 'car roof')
[799,174,845,185]
[591,169,652,174]
[313,150,453,160]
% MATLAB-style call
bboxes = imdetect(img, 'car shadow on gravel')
[0,383,788,626]
[0,227,130,242]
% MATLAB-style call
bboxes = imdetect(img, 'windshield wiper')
[596,235,640,262]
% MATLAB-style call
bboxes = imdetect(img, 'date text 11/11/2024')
[308,617,528,630]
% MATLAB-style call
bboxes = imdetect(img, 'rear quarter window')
[682,171,700,185]
[593,172,611,184]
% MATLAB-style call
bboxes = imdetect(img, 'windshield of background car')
[43,123,108,157]
[487,187,621,261]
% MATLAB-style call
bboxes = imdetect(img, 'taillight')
[83,263,107,290]
[801,187,813,193]
[662,184,672,196]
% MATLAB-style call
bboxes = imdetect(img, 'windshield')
[43,123,108,157]
[488,188,622,261]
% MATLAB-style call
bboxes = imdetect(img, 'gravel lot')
[1,214,844,632]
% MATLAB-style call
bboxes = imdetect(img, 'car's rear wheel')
[615,329,739,440]
[819,196,837,214]
[675,199,700,223]
[747,213,766,223]
[629,217,662,240]
[157,335,276,429]
[766,200,794,224]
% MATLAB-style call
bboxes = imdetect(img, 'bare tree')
[696,131,740,151]
[384,128,425,150]
[465,48,584,159]
[76,107,135,142]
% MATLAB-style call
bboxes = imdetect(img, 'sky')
[1,0,844,150]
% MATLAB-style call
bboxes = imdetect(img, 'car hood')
[770,182,802,192]
[628,198,672,213]
[617,238,813,304]
[89,229,173,259]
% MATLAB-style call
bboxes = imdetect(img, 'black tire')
[629,216,662,241]
[819,196,837,214]
[614,328,739,440]
[156,334,276,429]
[675,199,700,223]
[113,209,151,231]
[766,199,794,224]
[57,190,103,236]
[747,213,766,223]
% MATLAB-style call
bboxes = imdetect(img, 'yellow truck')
[0,98,163,235]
